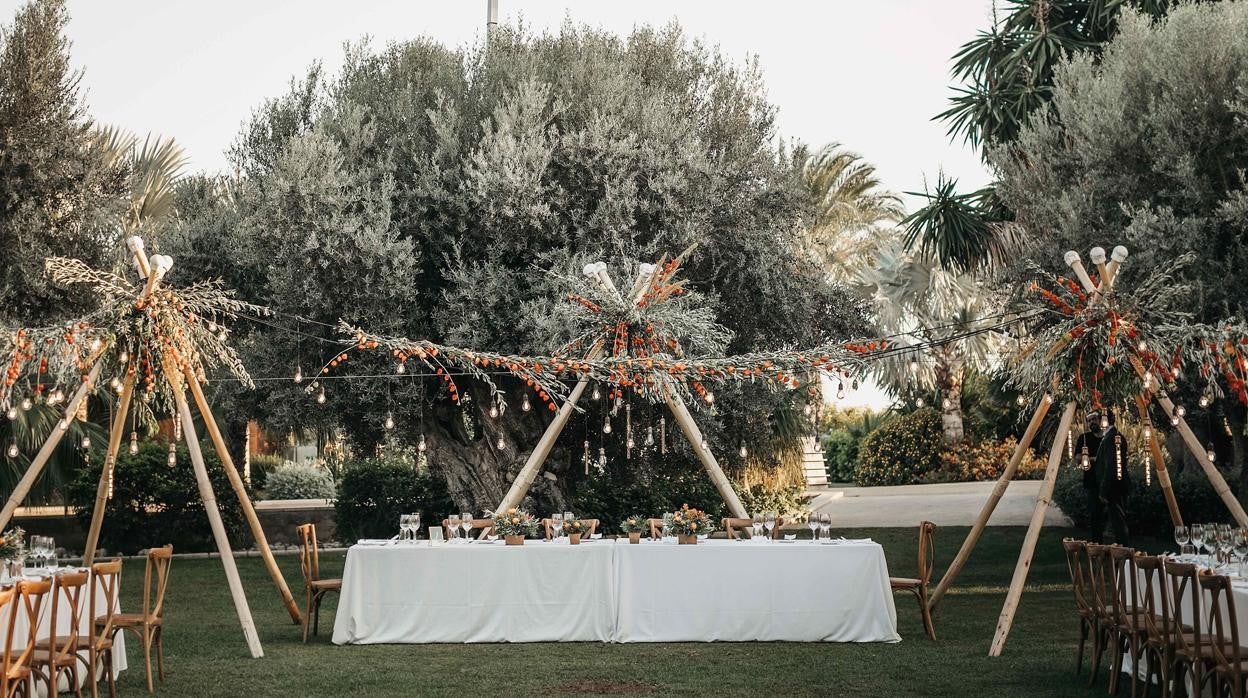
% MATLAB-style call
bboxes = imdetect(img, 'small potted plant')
[564,519,587,545]
[668,504,715,545]
[0,526,26,577]
[621,515,647,544]
[491,508,539,545]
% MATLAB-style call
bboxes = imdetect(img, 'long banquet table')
[332,537,899,644]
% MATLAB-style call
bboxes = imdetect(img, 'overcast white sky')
[53,0,994,213]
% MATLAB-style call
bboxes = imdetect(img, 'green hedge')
[854,408,943,486]
[67,441,253,555]
[821,429,859,483]
[264,463,336,500]
[1052,465,1237,538]
[567,456,725,534]
[334,457,455,542]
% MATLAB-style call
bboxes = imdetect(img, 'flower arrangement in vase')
[668,504,715,545]
[0,527,26,577]
[491,508,539,545]
[563,519,587,544]
[621,515,647,544]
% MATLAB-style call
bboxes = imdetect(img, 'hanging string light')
[602,416,612,434]
[1066,428,1074,460]
[700,438,710,452]
[1175,405,1187,418]
[395,361,406,374]
[293,365,303,384]
[80,435,91,450]
[167,443,177,467]
[1207,444,1217,463]
[597,446,606,472]
[644,426,655,448]
[908,359,919,374]
[1114,434,1123,480]
[173,415,182,442]
[941,397,952,410]
[583,439,591,475]
[738,441,748,458]
[1080,445,1091,471]
[1199,394,1212,408]
[803,403,813,416]
[118,349,129,364]
[836,382,846,400]
[659,416,667,454]
[1101,414,1109,430]
[916,397,925,408]
[495,434,505,450]
[58,418,69,432]
[591,385,601,401]
[703,391,714,405]
[5,406,15,421]
[417,433,427,453]
[316,385,326,405]
[488,401,499,419]
[20,398,32,411]
[6,440,17,459]
[624,403,633,459]
[384,411,395,430]
[521,394,531,412]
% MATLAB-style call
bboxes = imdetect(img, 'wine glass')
[1236,529,1248,577]
[751,513,763,540]
[551,512,564,540]
[448,514,461,543]
[411,513,421,540]
[1174,525,1189,555]
[807,514,819,542]
[45,537,57,570]
[564,512,575,533]
[662,513,674,541]
[820,513,832,541]
[1191,524,1206,565]
[764,512,776,542]
[398,514,409,541]
[461,512,474,541]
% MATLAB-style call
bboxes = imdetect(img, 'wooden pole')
[173,381,264,658]
[82,374,135,565]
[989,400,1077,657]
[1154,392,1248,527]
[184,366,302,624]
[1134,394,1182,527]
[0,361,104,531]
[663,391,748,518]
[928,393,1053,610]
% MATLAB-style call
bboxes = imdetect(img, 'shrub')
[821,429,859,483]
[67,441,253,555]
[248,453,283,491]
[923,437,1046,484]
[854,408,944,486]
[1052,464,1237,539]
[263,463,336,500]
[334,457,456,542]
[736,482,805,517]
[567,456,725,534]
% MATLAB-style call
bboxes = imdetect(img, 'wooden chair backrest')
[647,519,664,538]
[49,570,88,662]
[442,518,495,539]
[1108,546,1137,628]
[90,559,123,646]
[1133,554,1168,643]
[12,579,49,675]
[1061,538,1091,614]
[297,523,321,585]
[721,518,783,540]
[143,545,173,622]
[0,586,16,694]
[541,518,599,539]
[1164,560,1203,659]
[1201,573,1244,672]
[917,521,937,586]
[1085,544,1113,620]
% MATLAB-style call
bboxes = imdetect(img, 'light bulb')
[109,377,120,391]
[396,362,406,374]
[1143,425,1152,443]
[837,382,846,400]
[602,418,612,434]
[704,391,714,404]
[167,444,176,466]
[58,419,69,432]
[852,378,859,390]
[118,350,129,364]
[1143,371,1153,388]
[495,435,505,450]
[217,330,227,342]
[1171,366,1181,379]
[1101,416,1109,430]
[1200,395,1211,408]
[1208,449,1217,463]
[1016,395,1026,406]
[1175,405,1186,418]
[417,434,427,452]
[488,403,499,419]
[627,436,636,449]
[592,386,601,400]
[293,365,303,384]
[129,431,138,455]
[915,397,925,408]
[80,436,91,449]
[114,381,124,395]
[384,412,394,430]
[700,439,709,452]
[942,398,952,410]
[644,427,654,447]
[738,442,748,458]
[1081,453,1090,470]
[20,398,31,411]
[316,388,326,404]
[908,360,919,374]
[803,403,813,416]
[1137,340,1148,353]
[521,394,531,412]
[208,321,218,332]
[5,407,15,421]
[6,442,17,459]
[1171,416,1180,427]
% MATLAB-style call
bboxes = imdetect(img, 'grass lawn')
[104,526,1160,697]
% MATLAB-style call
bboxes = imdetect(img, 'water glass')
[820,513,832,540]
[1235,529,1248,577]
[448,514,461,543]
[1191,524,1206,564]
[764,512,776,542]
[1174,525,1189,554]
[411,513,421,540]
[807,515,819,542]
[461,512,473,541]
[399,514,410,541]
[552,513,564,540]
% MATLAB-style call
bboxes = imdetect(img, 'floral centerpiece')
[621,515,648,544]
[491,508,540,546]
[563,519,587,545]
[0,527,26,576]
[668,504,715,545]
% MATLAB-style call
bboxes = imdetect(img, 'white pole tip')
[1089,247,1107,264]
[1063,251,1080,267]
[125,236,145,252]
[1111,246,1129,262]
[638,263,656,275]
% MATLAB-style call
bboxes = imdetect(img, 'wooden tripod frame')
[926,246,1248,656]
[0,237,302,659]
[496,263,748,519]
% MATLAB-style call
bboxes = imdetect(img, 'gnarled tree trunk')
[934,345,966,445]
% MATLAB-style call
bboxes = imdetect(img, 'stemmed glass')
[661,513,674,542]
[461,512,474,542]
[751,513,763,540]
[551,513,564,540]
[1174,525,1189,556]
[764,512,776,542]
[820,513,832,541]
[447,514,461,543]
[564,512,575,535]
[1236,529,1248,577]
[807,515,819,542]
[398,514,410,541]
[411,513,421,541]
[1191,524,1206,565]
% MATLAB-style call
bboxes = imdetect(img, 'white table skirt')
[333,538,899,644]
[332,540,617,644]
[614,539,900,643]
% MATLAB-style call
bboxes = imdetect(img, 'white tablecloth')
[333,538,899,644]
[615,539,899,642]
[332,540,617,643]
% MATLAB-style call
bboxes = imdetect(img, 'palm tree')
[92,126,189,235]
[901,174,1026,274]
[850,237,1003,444]
[798,143,904,280]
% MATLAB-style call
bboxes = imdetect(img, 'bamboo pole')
[1134,394,1182,527]
[1155,392,1248,527]
[989,400,1077,657]
[0,361,105,531]
[663,391,749,518]
[173,380,264,658]
[928,393,1053,610]
[82,374,135,565]
[184,367,302,625]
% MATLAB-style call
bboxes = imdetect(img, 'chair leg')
[71,660,83,698]
[144,627,156,694]
[1090,625,1106,687]
[313,593,321,637]
[155,627,166,682]
[1108,632,1124,694]
[1077,619,1090,675]
[302,591,314,644]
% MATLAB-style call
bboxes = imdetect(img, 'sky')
[46,0,996,409]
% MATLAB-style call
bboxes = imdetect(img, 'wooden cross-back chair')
[1083,543,1116,686]
[1105,546,1139,696]
[87,559,123,698]
[1202,573,1248,698]
[1061,539,1096,675]
[102,545,172,693]
[1164,560,1215,698]
[722,518,784,540]
[541,518,599,540]
[6,579,49,698]
[441,518,495,541]
[31,570,88,698]
[890,521,937,640]
[297,524,341,643]
[0,585,27,698]
[1133,554,1179,697]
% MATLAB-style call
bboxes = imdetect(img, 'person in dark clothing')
[1090,409,1131,545]
[1074,410,1105,541]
